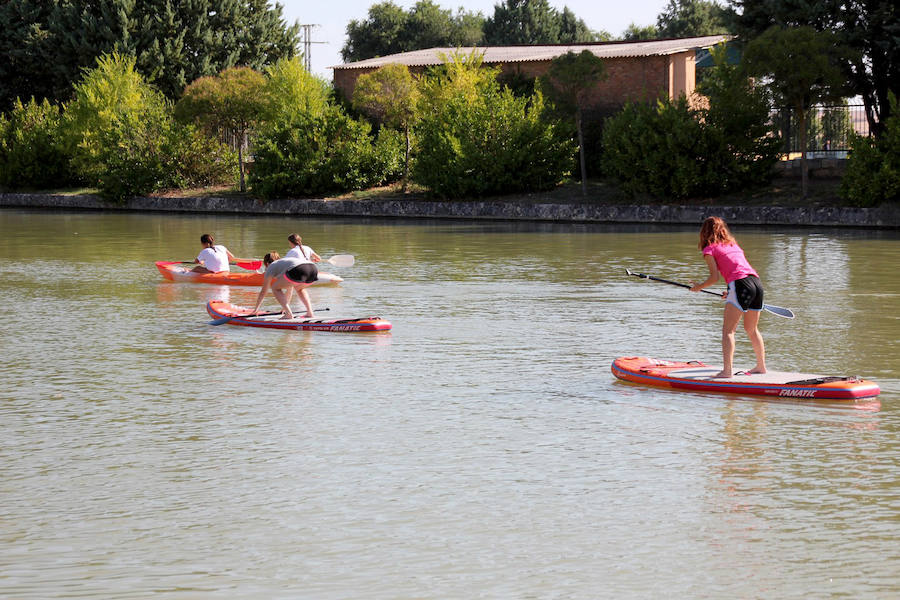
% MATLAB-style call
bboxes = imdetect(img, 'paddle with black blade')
[209,307,330,326]
[625,269,795,319]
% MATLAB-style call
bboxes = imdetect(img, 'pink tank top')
[702,242,758,284]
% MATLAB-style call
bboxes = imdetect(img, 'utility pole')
[299,24,326,73]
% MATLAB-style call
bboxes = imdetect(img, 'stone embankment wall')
[1,193,897,228]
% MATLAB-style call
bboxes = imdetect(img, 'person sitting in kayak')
[192,233,236,274]
[690,216,767,379]
[285,233,322,263]
[251,251,319,319]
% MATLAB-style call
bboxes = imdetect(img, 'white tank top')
[197,245,229,272]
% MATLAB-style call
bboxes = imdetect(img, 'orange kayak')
[612,356,880,401]
[155,261,343,286]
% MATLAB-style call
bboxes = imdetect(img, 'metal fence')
[772,104,870,155]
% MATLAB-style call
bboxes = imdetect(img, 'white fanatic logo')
[779,389,817,398]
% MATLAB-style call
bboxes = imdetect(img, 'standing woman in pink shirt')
[690,216,767,378]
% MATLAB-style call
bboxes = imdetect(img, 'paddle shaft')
[179,260,262,270]
[626,269,795,319]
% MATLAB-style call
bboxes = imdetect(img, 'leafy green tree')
[622,23,659,40]
[729,0,899,139]
[353,64,420,189]
[342,1,484,63]
[698,43,780,188]
[0,98,72,189]
[483,0,600,45]
[540,51,608,195]
[261,57,331,124]
[175,67,267,191]
[841,94,900,206]
[603,43,779,200]
[342,2,408,62]
[63,52,168,182]
[657,0,729,38]
[414,51,574,197]
[742,26,852,197]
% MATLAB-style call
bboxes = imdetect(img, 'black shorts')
[285,263,318,284]
[728,275,764,311]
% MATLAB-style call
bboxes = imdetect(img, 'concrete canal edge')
[1,192,898,228]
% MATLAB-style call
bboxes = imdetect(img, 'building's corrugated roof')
[332,35,732,70]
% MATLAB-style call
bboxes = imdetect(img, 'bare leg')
[283,286,295,310]
[716,304,743,378]
[743,310,767,374]
[272,288,294,319]
[296,285,314,318]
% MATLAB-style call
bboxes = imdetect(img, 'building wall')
[332,50,698,111]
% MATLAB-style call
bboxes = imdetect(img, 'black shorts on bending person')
[284,263,318,284]
[726,275,764,311]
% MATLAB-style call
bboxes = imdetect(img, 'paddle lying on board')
[179,260,263,270]
[325,254,354,267]
[209,307,330,326]
[625,268,795,319]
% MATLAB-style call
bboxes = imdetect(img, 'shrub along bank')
[1,51,897,207]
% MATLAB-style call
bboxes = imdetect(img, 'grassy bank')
[5,176,850,208]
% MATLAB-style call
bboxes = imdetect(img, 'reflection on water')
[0,209,898,598]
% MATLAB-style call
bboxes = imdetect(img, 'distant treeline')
[0,1,897,206]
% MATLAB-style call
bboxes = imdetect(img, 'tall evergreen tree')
[342,1,484,63]
[657,0,729,38]
[0,0,299,108]
[0,1,56,111]
[483,0,557,44]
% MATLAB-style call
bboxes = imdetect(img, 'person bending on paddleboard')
[690,216,766,379]
[285,233,322,263]
[193,233,237,274]
[251,251,318,319]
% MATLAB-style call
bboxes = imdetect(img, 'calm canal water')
[1,209,898,598]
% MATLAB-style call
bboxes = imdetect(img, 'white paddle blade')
[764,304,795,319]
[327,254,355,267]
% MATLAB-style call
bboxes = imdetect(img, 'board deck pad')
[611,357,880,401]
[655,366,845,384]
[206,300,391,332]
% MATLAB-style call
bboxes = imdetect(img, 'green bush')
[64,53,170,184]
[163,125,237,190]
[602,43,781,201]
[602,98,709,199]
[249,107,403,198]
[90,111,169,202]
[414,54,574,197]
[0,98,73,189]
[841,95,900,206]
[602,96,780,200]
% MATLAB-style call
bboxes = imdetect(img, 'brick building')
[331,35,731,112]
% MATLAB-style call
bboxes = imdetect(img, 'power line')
[299,24,326,73]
